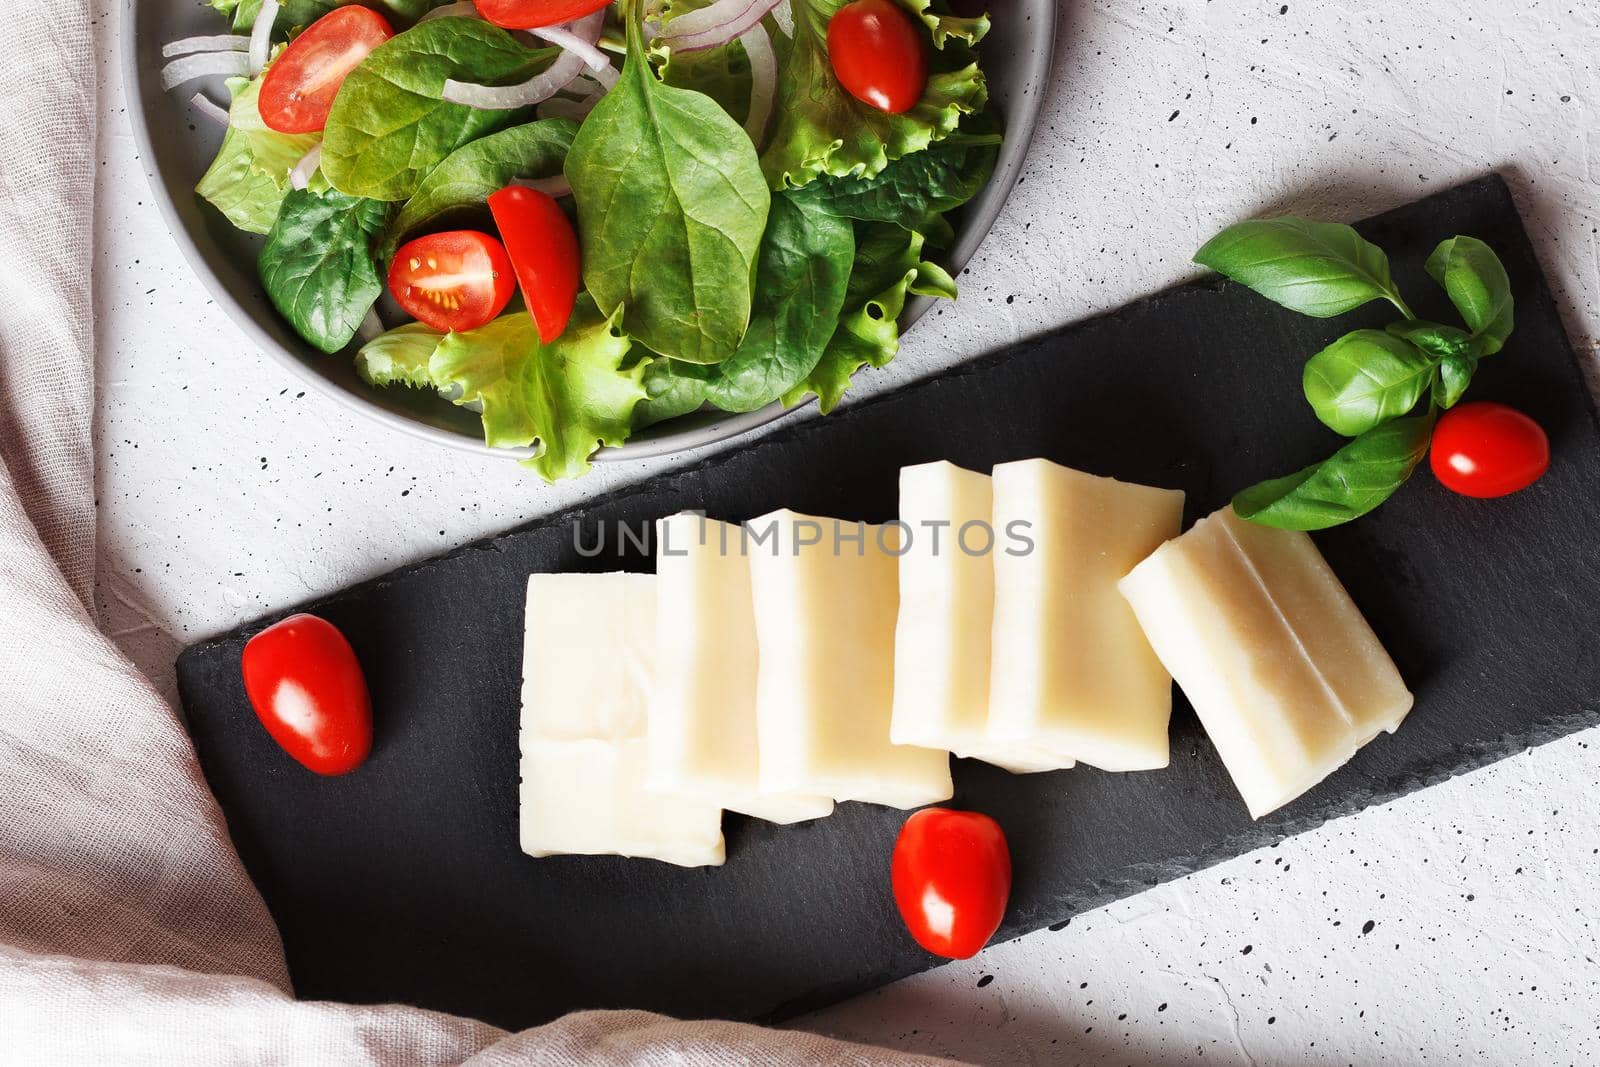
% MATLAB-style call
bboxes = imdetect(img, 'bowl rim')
[119,1,1056,463]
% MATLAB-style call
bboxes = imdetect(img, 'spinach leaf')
[428,299,645,481]
[227,0,444,31]
[761,0,988,189]
[1302,329,1433,437]
[387,118,576,254]
[786,131,1000,240]
[634,359,716,427]
[355,322,445,388]
[659,34,755,128]
[259,188,393,353]
[565,0,770,364]
[1195,217,1411,319]
[1425,236,1513,355]
[704,192,855,412]
[783,222,956,413]
[321,18,550,201]
[1232,414,1435,531]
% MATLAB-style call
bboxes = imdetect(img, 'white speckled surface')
[97,0,1599,1061]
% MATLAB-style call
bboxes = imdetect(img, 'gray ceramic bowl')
[121,1,1054,461]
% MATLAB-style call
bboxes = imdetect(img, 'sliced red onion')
[162,34,251,58]
[248,0,280,76]
[358,308,385,341]
[512,174,573,198]
[588,60,619,89]
[188,91,232,125]
[441,11,602,110]
[536,96,594,121]
[289,144,322,190]
[658,0,782,52]
[418,1,480,20]
[739,24,775,146]
[770,0,792,37]
[531,24,610,72]
[161,50,250,90]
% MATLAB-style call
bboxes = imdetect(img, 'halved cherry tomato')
[474,0,614,30]
[259,7,394,134]
[487,185,580,344]
[891,807,1011,960]
[388,230,516,333]
[1430,401,1550,498]
[827,0,928,115]
[241,614,372,776]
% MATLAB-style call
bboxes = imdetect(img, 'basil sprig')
[1196,222,1515,530]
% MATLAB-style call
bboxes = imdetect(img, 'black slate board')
[178,175,1600,1031]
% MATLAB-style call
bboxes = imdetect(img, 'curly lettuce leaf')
[782,221,955,412]
[427,300,646,481]
[195,74,321,234]
[759,0,988,190]
[355,322,446,388]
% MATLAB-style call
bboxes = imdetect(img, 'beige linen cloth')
[0,4,957,1063]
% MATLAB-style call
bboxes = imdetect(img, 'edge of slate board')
[178,172,1600,1025]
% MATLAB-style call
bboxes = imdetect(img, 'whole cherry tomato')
[488,185,580,343]
[1430,401,1550,498]
[891,807,1011,959]
[475,0,614,29]
[388,230,517,333]
[241,614,372,776]
[259,7,394,134]
[827,0,928,114]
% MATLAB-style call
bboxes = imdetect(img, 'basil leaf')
[1233,414,1435,530]
[565,0,770,364]
[1425,236,1513,355]
[386,119,576,256]
[1432,351,1478,409]
[259,188,393,353]
[1302,329,1434,437]
[322,19,549,201]
[1195,217,1407,319]
[704,193,855,412]
[1386,319,1473,360]
[786,132,1000,240]
[634,360,716,427]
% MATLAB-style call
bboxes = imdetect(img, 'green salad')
[164,0,998,480]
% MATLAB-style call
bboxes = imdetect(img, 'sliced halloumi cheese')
[748,509,953,808]
[649,514,834,825]
[1118,505,1414,819]
[891,461,1073,774]
[522,572,657,742]
[521,572,725,865]
[987,460,1186,772]
[520,738,726,867]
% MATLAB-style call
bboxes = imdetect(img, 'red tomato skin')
[827,0,928,115]
[241,614,372,777]
[487,185,581,344]
[387,230,517,333]
[1430,401,1550,499]
[474,0,614,30]
[891,808,1012,960]
[259,7,394,134]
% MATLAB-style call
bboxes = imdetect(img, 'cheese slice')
[521,739,725,867]
[649,514,834,824]
[748,509,953,808]
[522,572,656,742]
[987,460,1185,772]
[891,461,1075,774]
[1118,505,1414,819]
[521,572,725,865]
